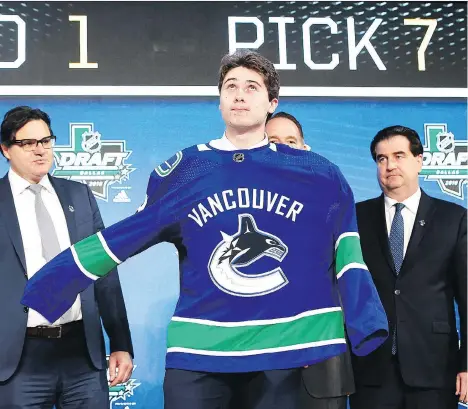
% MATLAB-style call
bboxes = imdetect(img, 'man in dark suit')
[266,112,355,409]
[0,106,134,408]
[350,125,467,409]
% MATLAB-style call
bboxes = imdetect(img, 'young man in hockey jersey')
[22,50,389,409]
[267,112,355,409]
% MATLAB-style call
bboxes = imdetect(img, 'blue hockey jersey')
[22,142,388,372]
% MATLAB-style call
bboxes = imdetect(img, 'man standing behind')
[0,106,133,408]
[351,125,467,409]
[266,111,308,150]
[267,111,355,409]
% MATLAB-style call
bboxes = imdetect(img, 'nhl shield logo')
[436,132,454,153]
[81,131,102,154]
[233,153,244,163]
[208,213,289,297]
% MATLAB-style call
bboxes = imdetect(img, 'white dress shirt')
[384,188,421,257]
[209,133,269,150]
[9,169,82,327]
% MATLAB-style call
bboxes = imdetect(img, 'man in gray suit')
[0,106,134,408]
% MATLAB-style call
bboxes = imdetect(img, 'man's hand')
[456,372,468,404]
[108,351,133,387]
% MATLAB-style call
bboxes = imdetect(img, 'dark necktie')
[389,203,405,274]
[389,202,405,355]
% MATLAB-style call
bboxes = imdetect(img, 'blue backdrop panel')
[0,98,465,409]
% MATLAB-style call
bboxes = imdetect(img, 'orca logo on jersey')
[208,214,289,297]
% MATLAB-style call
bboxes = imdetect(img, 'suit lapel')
[0,174,27,272]
[49,175,78,244]
[400,190,435,274]
[373,194,396,274]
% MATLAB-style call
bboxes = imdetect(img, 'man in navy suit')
[350,125,467,409]
[0,106,134,408]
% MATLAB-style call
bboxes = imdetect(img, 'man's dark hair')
[0,106,53,157]
[267,112,304,140]
[370,125,423,162]
[218,50,280,102]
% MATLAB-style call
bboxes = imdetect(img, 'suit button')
[394,289,401,295]
[23,306,29,313]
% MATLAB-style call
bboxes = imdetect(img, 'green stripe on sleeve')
[74,234,118,277]
[335,235,365,276]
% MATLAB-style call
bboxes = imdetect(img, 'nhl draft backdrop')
[0,1,466,409]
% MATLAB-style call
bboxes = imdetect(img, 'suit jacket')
[0,173,133,382]
[301,350,355,398]
[352,190,467,389]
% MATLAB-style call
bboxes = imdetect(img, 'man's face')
[1,119,54,184]
[375,135,422,197]
[219,66,278,131]
[266,117,306,150]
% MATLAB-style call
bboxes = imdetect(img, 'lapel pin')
[69,205,75,212]
[419,220,425,226]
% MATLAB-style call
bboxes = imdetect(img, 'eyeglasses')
[9,136,56,152]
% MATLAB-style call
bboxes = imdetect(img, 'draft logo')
[52,123,135,201]
[420,124,467,200]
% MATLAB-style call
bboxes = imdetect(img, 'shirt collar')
[209,133,269,151]
[8,168,53,197]
[384,188,421,215]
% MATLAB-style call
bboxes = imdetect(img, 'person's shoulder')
[50,175,89,192]
[150,144,204,175]
[148,143,223,186]
[356,196,381,215]
[274,143,339,173]
[275,144,354,197]
[357,196,381,207]
[274,143,330,161]
[429,193,466,216]
[164,143,219,161]
[0,173,9,188]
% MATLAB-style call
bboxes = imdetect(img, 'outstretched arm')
[21,195,176,323]
[22,153,184,323]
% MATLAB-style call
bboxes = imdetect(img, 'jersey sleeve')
[332,166,389,356]
[21,151,184,323]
